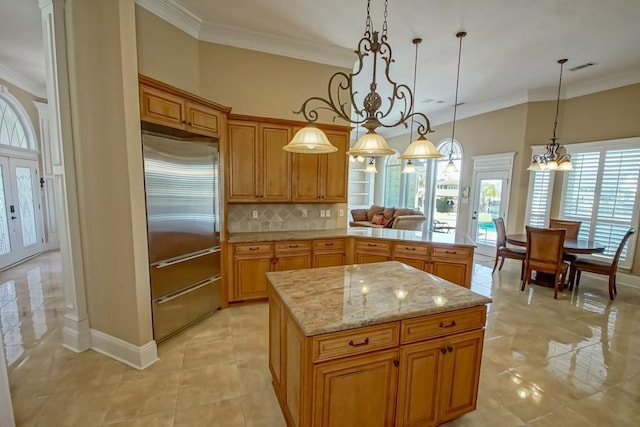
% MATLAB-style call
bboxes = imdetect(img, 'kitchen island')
[266,261,492,427]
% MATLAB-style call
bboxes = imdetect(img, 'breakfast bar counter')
[266,261,492,426]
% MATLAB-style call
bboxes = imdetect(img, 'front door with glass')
[0,157,42,268]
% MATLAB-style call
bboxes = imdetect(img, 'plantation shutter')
[525,171,553,228]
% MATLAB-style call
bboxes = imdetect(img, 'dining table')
[506,233,606,287]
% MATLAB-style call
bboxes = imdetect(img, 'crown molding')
[0,64,47,99]
[135,0,201,39]
[197,22,355,68]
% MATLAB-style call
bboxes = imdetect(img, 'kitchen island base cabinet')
[269,288,486,427]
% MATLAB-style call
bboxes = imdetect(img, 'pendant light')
[364,158,378,174]
[528,59,574,171]
[400,38,442,164]
[445,31,467,174]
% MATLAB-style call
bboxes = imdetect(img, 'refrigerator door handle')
[153,247,221,269]
[156,275,222,305]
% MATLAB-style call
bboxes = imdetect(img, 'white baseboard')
[576,271,640,290]
[62,315,91,352]
[90,329,158,370]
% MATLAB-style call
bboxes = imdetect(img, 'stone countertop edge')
[228,228,476,247]
[266,261,492,337]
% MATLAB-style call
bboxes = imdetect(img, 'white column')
[38,0,90,352]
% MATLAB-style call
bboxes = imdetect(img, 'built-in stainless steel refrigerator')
[142,132,222,342]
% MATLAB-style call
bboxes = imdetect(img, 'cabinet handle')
[325,243,334,246]
[405,247,416,251]
[348,337,369,347]
[446,250,457,254]
[248,247,260,251]
[271,257,278,264]
[289,244,298,248]
[367,243,377,247]
[447,346,454,353]
[440,348,447,355]
[393,360,400,367]
[439,320,456,328]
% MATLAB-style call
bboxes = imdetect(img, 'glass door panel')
[0,159,11,256]
[471,171,509,256]
[15,166,37,247]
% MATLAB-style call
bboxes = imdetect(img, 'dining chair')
[521,226,569,299]
[549,219,581,239]
[492,218,526,279]
[568,228,635,300]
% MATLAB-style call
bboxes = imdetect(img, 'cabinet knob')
[393,360,400,367]
[447,346,454,353]
[440,348,447,355]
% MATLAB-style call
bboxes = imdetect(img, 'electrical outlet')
[339,209,344,217]
[302,209,308,217]
[320,210,326,218]
[325,209,331,217]
[252,210,259,219]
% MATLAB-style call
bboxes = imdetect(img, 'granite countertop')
[228,228,476,246]
[266,261,492,336]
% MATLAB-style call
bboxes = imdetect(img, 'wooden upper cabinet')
[260,124,291,202]
[138,75,230,138]
[291,127,349,203]
[139,85,186,130]
[185,101,220,137]
[228,121,259,202]
[227,121,291,202]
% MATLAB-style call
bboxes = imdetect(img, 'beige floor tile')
[5,251,640,426]
[174,398,246,427]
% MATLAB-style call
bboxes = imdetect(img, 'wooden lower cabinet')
[233,254,274,301]
[269,290,486,427]
[354,239,391,264]
[432,261,467,288]
[314,349,399,427]
[312,238,346,268]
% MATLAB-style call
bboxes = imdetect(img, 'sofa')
[349,205,427,231]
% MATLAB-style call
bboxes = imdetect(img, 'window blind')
[526,170,552,228]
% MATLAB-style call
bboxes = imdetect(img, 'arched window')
[382,151,426,210]
[0,98,32,150]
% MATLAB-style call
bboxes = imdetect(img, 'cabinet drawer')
[401,306,486,344]
[234,243,274,255]
[313,238,346,252]
[431,246,471,259]
[275,240,312,254]
[355,240,391,253]
[393,243,429,257]
[313,322,399,363]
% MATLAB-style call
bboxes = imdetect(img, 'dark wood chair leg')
[498,257,506,271]
[568,265,577,291]
[553,273,560,299]
[575,270,582,288]
[613,274,618,295]
[520,261,525,280]
[608,275,615,300]
[521,268,529,292]
[492,254,500,274]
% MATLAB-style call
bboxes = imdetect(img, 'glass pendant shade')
[346,130,395,157]
[558,161,574,171]
[527,160,542,171]
[283,126,338,153]
[445,160,458,173]
[399,136,443,160]
[364,159,378,173]
[402,161,416,174]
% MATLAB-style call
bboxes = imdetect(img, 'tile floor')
[2,250,640,426]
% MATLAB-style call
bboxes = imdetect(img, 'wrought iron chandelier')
[283,0,437,157]
[528,59,574,171]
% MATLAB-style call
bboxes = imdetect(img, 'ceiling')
[3,0,640,132]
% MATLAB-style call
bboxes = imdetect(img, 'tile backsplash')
[227,203,348,233]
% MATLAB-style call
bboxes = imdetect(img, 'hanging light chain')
[408,38,421,146]
[449,31,466,160]
[381,0,389,40]
[552,58,568,140]
[364,0,372,37]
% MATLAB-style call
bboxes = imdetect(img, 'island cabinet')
[354,239,392,264]
[267,262,490,427]
[138,75,228,138]
[430,245,473,288]
[291,130,349,203]
[227,120,291,202]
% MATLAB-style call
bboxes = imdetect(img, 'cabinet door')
[291,152,321,202]
[313,252,345,268]
[396,339,444,427]
[185,101,220,137]
[261,124,291,201]
[322,130,349,202]
[276,253,311,272]
[228,122,259,202]
[314,349,399,427]
[432,261,467,287]
[139,85,185,130]
[233,256,273,300]
[438,330,484,423]
[393,257,427,271]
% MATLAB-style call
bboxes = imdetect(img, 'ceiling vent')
[569,62,596,72]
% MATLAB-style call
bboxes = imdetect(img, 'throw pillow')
[371,213,385,225]
[351,209,368,222]
[367,205,384,221]
[383,207,396,219]
[384,217,396,228]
